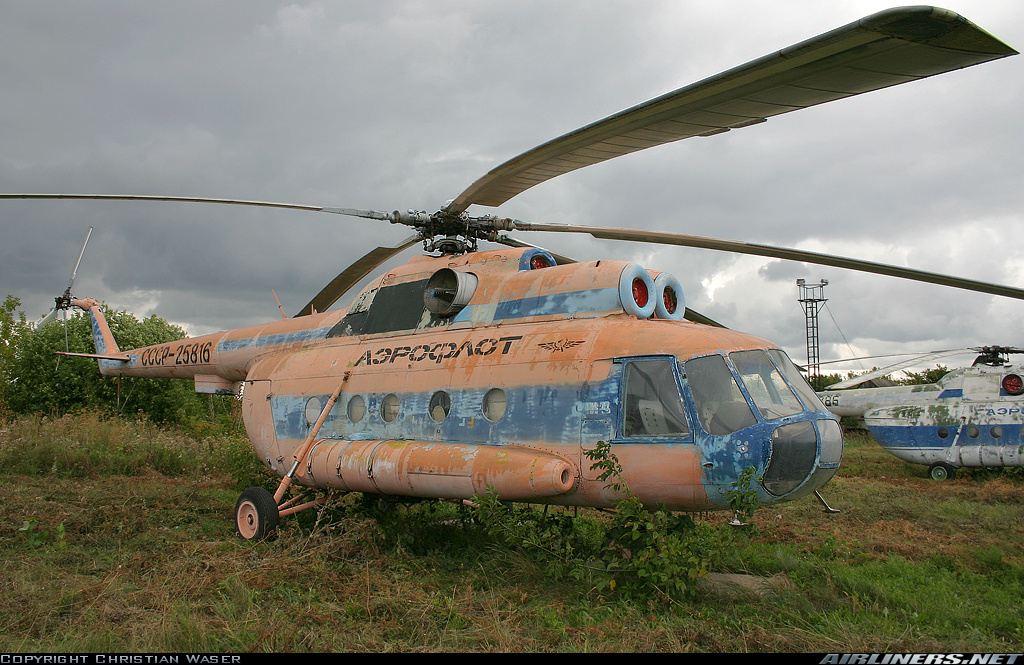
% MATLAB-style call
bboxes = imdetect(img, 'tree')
[817,372,845,389]
[0,295,28,408]
[2,296,214,425]
[897,364,951,386]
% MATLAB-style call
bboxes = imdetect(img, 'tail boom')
[71,298,346,393]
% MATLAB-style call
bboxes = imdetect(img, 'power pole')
[796,279,828,390]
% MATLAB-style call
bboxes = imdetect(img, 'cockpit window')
[730,350,803,420]
[767,349,828,411]
[622,358,690,437]
[685,355,757,435]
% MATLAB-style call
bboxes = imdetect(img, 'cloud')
[1,0,1021,372]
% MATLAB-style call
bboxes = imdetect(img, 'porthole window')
[937,427,949,439]
[304,396,323,426]
[347,395,365,423]
[381,393,400,423]
[482,388,507,421]
[429,391,451,422]
[992,426,1003,439]
[967,425,980,439]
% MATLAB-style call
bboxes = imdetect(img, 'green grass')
[1,417,1022,652]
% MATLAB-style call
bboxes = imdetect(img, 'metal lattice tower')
[796,279,828,390]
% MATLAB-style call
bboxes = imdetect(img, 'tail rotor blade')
[66,226,93,292]
[36,225,96,328]
[38,306,58,328]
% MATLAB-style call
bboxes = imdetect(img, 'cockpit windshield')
[767,349,828,412]
[685,349,828,435]
[729,350,803,420]
[685,354,757,435]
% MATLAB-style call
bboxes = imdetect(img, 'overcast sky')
[1,1,1022,377]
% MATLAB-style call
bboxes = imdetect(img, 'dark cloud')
[2,1,1022,374]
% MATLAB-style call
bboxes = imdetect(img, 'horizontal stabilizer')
[55,351,130,362]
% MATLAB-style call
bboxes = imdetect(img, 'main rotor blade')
[681,308,725,328]
[817,349,975,367]
[445,7,1016,214]
[0,193,394,221]
[824,349,976,390]
[507,220,1024,302]
[296,234,422,317]
[492,235,577,265]
[0,194,424,317]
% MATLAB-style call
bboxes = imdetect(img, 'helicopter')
[819,346,1024,480]
[2,7,1019,540]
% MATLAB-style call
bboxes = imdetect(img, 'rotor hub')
[392,209,517,255]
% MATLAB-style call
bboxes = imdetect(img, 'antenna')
[271,290,287,319]
[797,279,828,390]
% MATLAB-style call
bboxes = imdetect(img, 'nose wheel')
[235,487,280,541]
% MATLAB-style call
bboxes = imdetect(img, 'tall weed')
[0,409,259,482]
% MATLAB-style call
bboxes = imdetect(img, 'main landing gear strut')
[234,374,350,542]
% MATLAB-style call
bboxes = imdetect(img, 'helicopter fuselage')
[820,365,1024,474]
[77,246,842,511]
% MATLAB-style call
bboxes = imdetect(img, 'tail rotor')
[39,226,93,328]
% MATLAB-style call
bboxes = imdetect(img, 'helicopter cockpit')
[675,349,842,501]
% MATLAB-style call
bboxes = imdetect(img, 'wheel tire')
[235,487,280,541]
[928,462,957,481]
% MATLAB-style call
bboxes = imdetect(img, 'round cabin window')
[482,388,507,422]
[429,391,451,422]
[304,396,322,426]
[381,393,400,423]
[347,395,365,423]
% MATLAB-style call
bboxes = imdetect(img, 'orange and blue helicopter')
[3,7,1019,540]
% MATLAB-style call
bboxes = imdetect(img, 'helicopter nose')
[762,418,842,498]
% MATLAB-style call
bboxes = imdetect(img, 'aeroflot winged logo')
[538,339,585,352]
[353,336,523,366]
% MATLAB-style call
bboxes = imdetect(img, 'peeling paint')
[830,362,1024,470]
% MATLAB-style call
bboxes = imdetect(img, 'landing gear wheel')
[928,462,957,481]
[235,487,280,541]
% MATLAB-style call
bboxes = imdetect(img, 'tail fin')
[71,298,128,374]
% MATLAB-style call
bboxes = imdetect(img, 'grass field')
[1,411,1022,652]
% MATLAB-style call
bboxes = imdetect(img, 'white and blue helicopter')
[818,346,1024,480]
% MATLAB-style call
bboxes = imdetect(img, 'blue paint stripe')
[217,326,334,353]
[455,287,621,323]
[272,382,591,444]
[870,423,1024,448]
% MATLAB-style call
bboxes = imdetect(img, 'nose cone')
[763,418,843,499]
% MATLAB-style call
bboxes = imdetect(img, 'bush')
[1,295,234,429]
